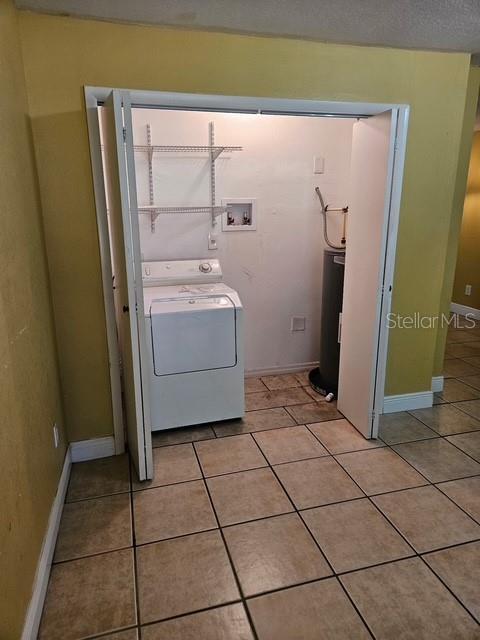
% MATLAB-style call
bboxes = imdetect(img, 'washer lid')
[142,259,222,286]
[150,295,234,315]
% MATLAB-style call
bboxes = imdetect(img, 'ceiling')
[15,0,480,60]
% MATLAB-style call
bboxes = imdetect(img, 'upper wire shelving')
[134,123,242,232]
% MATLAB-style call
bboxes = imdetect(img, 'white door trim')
[84,90,125,455]
[85,86,409,443]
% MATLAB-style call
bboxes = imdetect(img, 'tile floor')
[39,332,480,639]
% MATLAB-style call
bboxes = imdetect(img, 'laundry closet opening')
[88,89,408,481]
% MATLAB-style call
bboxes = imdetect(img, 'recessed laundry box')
[150,295,237,376]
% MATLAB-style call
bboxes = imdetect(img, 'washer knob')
[199,262,212,273]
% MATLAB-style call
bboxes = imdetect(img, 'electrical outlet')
[465,284,472,296]
[291,316,306,332]
[53,423,59,448]
[208,232,218,250]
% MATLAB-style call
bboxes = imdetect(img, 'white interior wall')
[132,109,353,373]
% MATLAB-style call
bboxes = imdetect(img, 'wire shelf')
[137,205,227,216]
[134,144,242,154]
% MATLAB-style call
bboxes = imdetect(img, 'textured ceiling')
[15,0,480,59]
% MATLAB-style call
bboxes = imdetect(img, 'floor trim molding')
[246,362,318,377]
[383,390,433,414]
[21,449,71,640]
[450,302,480,321]
[431,376,444,394]
[70,436,116,463]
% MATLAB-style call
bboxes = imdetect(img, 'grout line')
[65,489,131,505]
[52,545,134,566]
[136,599,243,631]
[128,454,143,636]
[190,440,260,640]
[84,624,140,640]
[57,374,480,635]
[250,428,376,639]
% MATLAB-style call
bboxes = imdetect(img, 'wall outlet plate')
[291,316,306,332]
[465,284,472,296]
[208,232,218,250]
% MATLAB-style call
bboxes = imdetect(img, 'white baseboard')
[383,390,433,414]
[431,376,444,393]
[70,436,115,463]
[450,302,480,321]
[246,361,318,378]
[21,450,71,640]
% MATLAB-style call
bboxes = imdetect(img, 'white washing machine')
[143,259,245,431]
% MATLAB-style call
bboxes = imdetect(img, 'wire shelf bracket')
[135,122,242,232]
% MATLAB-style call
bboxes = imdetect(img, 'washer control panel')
[142,259,222,286]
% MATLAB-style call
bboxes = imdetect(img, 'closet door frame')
[85,86,409,450]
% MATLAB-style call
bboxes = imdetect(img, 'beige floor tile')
[444,359,480,378]
[137,530,239,623]
[372,485,480,553]
[133,480,216,545]
[424,542,480,621]
[463,356,480,368]
[152,425,215,448]
[379,411,438,444]
[446,329,480,344]
[247,578,370,640]
[195,434,267,477]
[294,370,310,386]
[341,557,479,639]
[454,399,480,420]
[433,393,448,405]
[133,444,201,490]
[286,402,342,424]
[244,377,268,393]
[302,498,412,573]
[224,513,331,596]
[100,631,138,640]
[310,418,384,453]
[54,493,132,562]
[447,430,480,461]
[245,387,311,411]
[438,378,480,402]
[436,476,480,522]
[213,407,295,437]
[335,448,426,495]
[410,404,480,436]
[253,425,328,464]
[446,342,480,358]
[207,468,293,526]
[141,604,254,640]
[393,438,480,482]
[458,374,480,391]
[274,457,363,509]
[260,373,301,391]
[38,549,136,640]
[302,385,325,401]
[66,454,130,502]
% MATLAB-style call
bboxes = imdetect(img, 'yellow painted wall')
[0,2,66,638]
[452,131,480,310]
[433,67,480,375]
[18,12,473,440]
